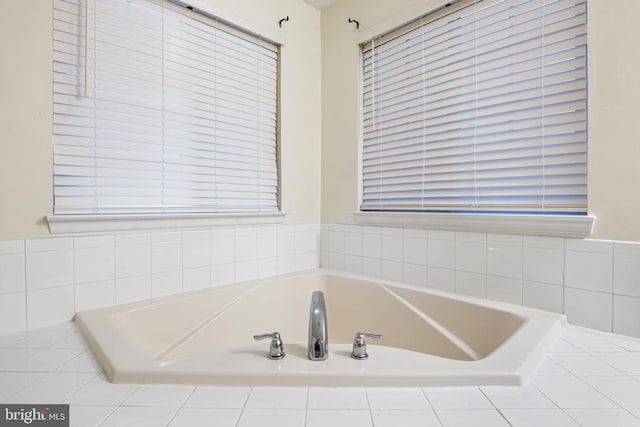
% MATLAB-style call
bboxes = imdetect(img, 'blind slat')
[361,0,587,213]
[53,0,279,214]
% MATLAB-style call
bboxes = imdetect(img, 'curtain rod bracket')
[348,18,359,30]
[279,16,289,28]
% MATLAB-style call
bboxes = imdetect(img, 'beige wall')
[0,2,53,241]
[587,1,640,240]
[0,0,321,240]
[320,0,640,241]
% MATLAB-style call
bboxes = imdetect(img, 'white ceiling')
[300,0,340,9]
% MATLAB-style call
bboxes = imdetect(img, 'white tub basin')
[75,269,565,386]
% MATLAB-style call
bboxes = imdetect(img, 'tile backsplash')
[0,224,320,334]
[320,224,640,339]
[1,222,640,340]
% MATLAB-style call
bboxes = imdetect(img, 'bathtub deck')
[75,270,566,387]
[1,321,640,426]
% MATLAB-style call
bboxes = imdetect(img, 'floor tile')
[46,321,79,333]
[183,386,251,409]
[548,352,626,376]
[0,331,29,348]
[424,387,494,410]
[245,387,307,409]
[100,406,177,427]
[532,357,572,375]
[18,348,85,372]
[370,410,440,427]
[548,339,584,354]
[481,384,555,408]
[561,327,627,352]
[436,409,510,426]
[0,348,39,370]
[168,408,240,427]
[366,387,431,410]
[565,409,640,427]
[0,372,45,401]
[591,352,640,376]
[50,333,89,350]
[500,409,580,427]
[69,405,116,427]
[55,350,103,373]
[308,387,368,409]
[581,376,640,408]
[5,372,97,404]
[123,384,195,407]
[530,376,617,408]
[65,374,139,406]
[607,336,640,352]
[236,408,306,427]
[11,330,74,349]
[306,409,372,427]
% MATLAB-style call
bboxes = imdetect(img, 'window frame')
[48,0,287,234]
[355,0,594,237]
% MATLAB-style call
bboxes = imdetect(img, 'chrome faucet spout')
[308,291,328,360]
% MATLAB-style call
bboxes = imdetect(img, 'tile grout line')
[527,378,578,424]
[611,248,615,335]
[303,387,309,427]
[364,388,374,427]
[21,239,28,332]
[420,387,444,427]
[478,387,515,427]
[235,386,253,427]
[95,405,119,427]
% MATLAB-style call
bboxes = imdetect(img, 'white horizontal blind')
[53,0,279,214]
[361,0,587,213]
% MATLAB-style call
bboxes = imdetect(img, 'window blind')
[361,0,587,213]
[53,0,279,214]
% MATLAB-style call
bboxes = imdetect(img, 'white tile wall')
[116,275,152,304]
[3,221,640,339]
[487,234,523,280]
[487,275,522,305]
[455,233,487,274]
[564,288,613,332]
[321,224,640,339]
[26,245,74,290]
[0,249,25,295]
[0,293,26,334]
[0,224,320,334]
[613,295,640,338]
[523,281,564,313]
[455,271,486,298]
[182,230,210,269]
[74,280,116,312]
[382,260,403,281]
[565,250,613,293]
[27,286,75,329]
[116,234,152,278]
[614,241,640,299]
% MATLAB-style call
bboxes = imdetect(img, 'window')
[53,0,279,216]
[360,0,587,215]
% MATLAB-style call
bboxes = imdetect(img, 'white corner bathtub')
[75,269,565,387]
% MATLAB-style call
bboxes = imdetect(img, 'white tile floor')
[1,323,640,426]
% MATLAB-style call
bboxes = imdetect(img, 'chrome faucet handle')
[351,332,382,360]
[253,332,286,360]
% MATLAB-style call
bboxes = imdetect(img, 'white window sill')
[352,211,595,238]
[47,212,288,234]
